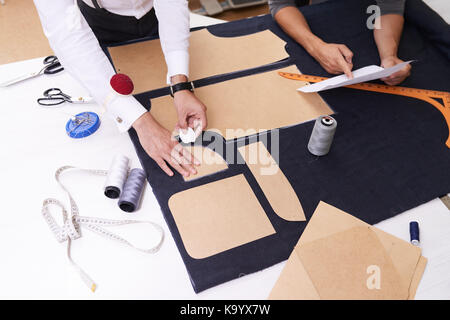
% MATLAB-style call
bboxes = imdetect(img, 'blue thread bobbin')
[409,221,420,246]
[65,112,100,139]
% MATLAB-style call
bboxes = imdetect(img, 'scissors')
[37,88,94,107]
[0,56,64,87]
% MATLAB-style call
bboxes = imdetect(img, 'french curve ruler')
[279,71,450,148]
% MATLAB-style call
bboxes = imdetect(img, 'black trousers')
[77,0,159,46]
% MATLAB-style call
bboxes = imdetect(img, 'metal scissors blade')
[0,55,63,87]
[0,71,40,87]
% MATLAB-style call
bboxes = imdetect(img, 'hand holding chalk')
[178,119,203,143]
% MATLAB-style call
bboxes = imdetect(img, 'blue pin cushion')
[65,112,100,139]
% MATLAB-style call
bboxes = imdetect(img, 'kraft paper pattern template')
[269,202,426,300]
[238,142,305,221]
[168,174,276,259]
[150,65,332,140]
[108,29,289,93]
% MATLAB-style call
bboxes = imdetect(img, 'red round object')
[110,73,134,95]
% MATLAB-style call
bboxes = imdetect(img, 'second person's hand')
[309,39,354,79]
[380,56,411,86]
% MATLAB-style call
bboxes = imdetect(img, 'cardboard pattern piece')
[168,174,276,259]
[150,66,332,140]
[238,142,305,221]
[108,29,288,94]
[269,201,426,300]
[0,0,53,65]
[183,145,228,182]
[297,226,408,299]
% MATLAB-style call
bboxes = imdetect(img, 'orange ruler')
[279,71,450,148]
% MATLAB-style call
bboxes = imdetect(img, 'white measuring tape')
[41,166,164,292]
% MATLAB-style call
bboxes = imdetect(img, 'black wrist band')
[170,81,195,97]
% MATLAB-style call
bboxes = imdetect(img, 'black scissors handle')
[37,88,71,106]
[43,55,64,75]
[37,97,67,106]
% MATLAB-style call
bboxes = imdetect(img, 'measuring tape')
[279,71,450,148]
[42,166,164,292]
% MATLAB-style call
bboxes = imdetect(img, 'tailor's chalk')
[179,127,196,144]
[409,221,420,246]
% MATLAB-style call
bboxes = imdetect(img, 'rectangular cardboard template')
[168,174,276,259]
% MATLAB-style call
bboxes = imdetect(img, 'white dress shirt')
[34,0,190,132]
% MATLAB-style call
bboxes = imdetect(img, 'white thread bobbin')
[307,115,337,156]
[104,154,130,199]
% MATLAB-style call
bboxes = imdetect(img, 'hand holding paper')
[298,60,413,93]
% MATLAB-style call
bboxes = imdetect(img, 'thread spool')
[118,168,146,213]
[104,155,130,199]
[409,221,420,246]
[307,116,337,156]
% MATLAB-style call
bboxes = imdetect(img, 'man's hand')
[170,74,207,137]
[309,40,354,78]
[380,56,411,86]
[133,112,199,177]
[273,7,353,78]
[173,90,207,137]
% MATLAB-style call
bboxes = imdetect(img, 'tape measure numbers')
[279,72,450,148]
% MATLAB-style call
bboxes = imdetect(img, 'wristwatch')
[170,81,195,97]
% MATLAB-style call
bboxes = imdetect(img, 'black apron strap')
[77,0,159,46]
[91,0,102,10]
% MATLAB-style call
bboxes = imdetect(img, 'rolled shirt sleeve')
[269,0,298,16]
[33,0,147,132]
[153,0,190,84]
[269,0,405,17]
[376,0,406,16]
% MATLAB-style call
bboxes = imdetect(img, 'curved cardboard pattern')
[183,145,228,182]
[238,141,305,222]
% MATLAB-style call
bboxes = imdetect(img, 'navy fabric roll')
[110,0,450,293]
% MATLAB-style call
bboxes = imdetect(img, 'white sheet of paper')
[298,60,413,93]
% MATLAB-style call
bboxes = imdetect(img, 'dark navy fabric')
[110,0,450,293]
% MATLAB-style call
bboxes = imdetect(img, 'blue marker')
[409,221,420,246]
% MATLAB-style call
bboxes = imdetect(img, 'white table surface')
[0,10,448,300]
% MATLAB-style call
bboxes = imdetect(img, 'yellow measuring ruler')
[279,71,450,148]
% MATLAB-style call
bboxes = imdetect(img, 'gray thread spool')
[118,168,146,213]
[104,154,129,199]
[307,116,337,156]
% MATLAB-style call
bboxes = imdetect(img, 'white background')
[0,3,449,299]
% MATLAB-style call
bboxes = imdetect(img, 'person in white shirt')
[34,0,206,178]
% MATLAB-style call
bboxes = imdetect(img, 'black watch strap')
[170,81,195,97]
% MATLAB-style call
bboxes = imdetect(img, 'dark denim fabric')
[108,0,450,293]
